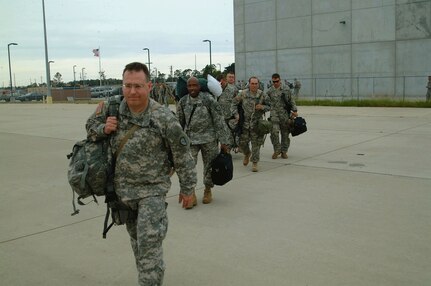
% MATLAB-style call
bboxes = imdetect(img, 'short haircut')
[271,73,280,79]
[248,76,259,83]
[122,62,150,82]
[216,74,224,81]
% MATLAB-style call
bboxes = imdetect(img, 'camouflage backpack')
[66,96,120,215]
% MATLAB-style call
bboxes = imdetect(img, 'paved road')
[0,103,430,285]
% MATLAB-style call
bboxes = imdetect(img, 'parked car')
[90,86,112,98]
[110,86,123,96]
[16,92,45,102]
[0,94,11,102]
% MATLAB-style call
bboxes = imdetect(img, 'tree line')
[25,63,235,88]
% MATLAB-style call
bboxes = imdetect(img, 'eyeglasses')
[272,80,280,83]
[122,83,147,90]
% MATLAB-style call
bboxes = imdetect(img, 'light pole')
[42,0,52,103]
[73,65,77,99]
[7,43,18,97]
[143,48,151,76]
[48,61,54,88]
[81,67,85,86]
[203,39,212,68]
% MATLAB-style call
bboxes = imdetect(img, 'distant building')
[234,0,431,99]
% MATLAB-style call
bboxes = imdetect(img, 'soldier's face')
[122,70,152,112]
[187,79,200,98]
[272,78,281,88]
[249,79,259,92]
[227,73,235,84]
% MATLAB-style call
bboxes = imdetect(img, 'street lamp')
[73,65,77,99]
[42,0,52,103]
[203,39,212,68]
[48,61,54,88]
[143,48,151,76]
[81,67,85,86]
[7,42,18,97]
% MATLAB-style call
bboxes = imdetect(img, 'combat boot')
[202,187,212,204]
[243,153,251,166]
[252,162,258,172]
[281,152,288,159]
[185,192,197,209]
[272,152,280,159]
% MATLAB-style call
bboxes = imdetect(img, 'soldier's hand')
[104,116,118,134]
[178,193,194,209]
[291,111,298,118]
[220,144,229,153]
[255,104,264,110]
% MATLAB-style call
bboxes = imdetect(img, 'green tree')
[53,72,63,87]
[181,69,193,78]
[224,63,235,74]
[201,64,221,79]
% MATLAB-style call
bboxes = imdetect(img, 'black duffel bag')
[291,116,307,137]
[211,151,233,186]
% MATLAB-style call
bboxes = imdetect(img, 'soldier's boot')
[243,152,251,166]
[272,152,280,159]
[202,187,212,204]
[185,192,197,209]
[281,152,288,159]
[252,162,258,172]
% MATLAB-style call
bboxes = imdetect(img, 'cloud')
[1,0,234,86]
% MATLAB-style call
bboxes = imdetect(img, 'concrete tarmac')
[0,103,430,286]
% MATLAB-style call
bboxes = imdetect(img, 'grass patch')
[297,99,431,108]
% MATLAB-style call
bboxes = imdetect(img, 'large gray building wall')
[234,0,431,99]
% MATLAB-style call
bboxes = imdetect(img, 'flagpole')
[98,46,102,86]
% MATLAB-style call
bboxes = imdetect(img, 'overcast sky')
[1,0,235,86]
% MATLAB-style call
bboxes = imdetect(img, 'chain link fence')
[285,75,429,101]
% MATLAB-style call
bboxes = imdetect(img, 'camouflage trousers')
[190,140,219,188]
[270,120,291,153]
[427,90,431,102]
[239,128,264,163]
[125,196,168,286]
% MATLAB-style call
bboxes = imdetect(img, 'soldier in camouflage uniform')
[266,73,298,160]
[158,83,171,107]
[231,76,271,172]
[177,77,230,205]
[293,78,301,100]
[151,81,168,106]
[86,62,197,286]
[427,76,431,102]
[217,73,238,149]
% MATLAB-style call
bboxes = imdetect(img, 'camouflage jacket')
[266,85,297,123]
[231,89,271,130]
[177,92,231,146]
[218,83,238,120]
[86,98,197,201]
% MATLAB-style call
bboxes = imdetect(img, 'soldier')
[158,82,170,107]
[232,76,271,172]
[267,73,298,160]
[150,81,160,102]
[426,76,431,102]
[293,78,301,99]
[86,62,197,286]
[177,77,230,205]
[218,73,238,149]
[226,71,238,93]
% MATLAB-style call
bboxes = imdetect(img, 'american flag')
[92,48,100,57]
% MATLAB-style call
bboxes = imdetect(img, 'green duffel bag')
[256,118,273,136]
